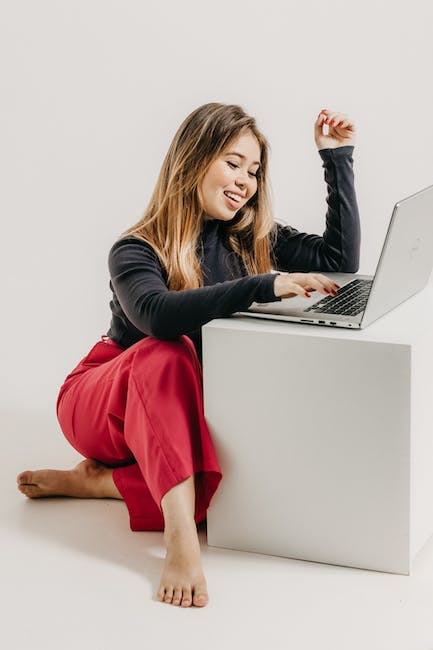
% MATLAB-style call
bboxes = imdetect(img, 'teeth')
[225,192,240,202]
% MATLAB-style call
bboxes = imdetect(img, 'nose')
[235,169,249,191]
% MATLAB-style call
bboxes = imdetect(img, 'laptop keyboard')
[303,279,373,316]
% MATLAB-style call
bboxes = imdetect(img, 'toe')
[17,471,32,485]
[172,586,183,606]
[181,586,192,607]
[164,585,174,603]
[18,484,41,498]
[156,586,165,602]
[192,589,208,607]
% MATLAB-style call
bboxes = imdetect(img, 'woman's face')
[200,130,261,222]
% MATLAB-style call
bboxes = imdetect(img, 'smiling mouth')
[223,191,243,209]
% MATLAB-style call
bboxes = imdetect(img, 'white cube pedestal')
[202,286,433,574]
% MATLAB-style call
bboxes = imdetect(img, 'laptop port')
[318,320,325,324]
[330,321,337,325]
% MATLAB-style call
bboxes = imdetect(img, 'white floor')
[3,410,433,650]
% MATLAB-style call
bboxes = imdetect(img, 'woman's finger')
[312,273,340,290]
[279,273,341,299]
[298,272,331,285]
[315,275,341,294]
[339,118,355,130]
[286,282,313,298]
[305,277,337,295]
[323,111,353,128]
[334,116,354,128]
[288,272,340,292]
[325,111,349,126]
[326,112,345,126]
[322,111,337,124]
[317,110,354,134]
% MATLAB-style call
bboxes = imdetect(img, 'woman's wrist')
[273,273,286,298]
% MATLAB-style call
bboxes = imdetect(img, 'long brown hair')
[121,102,277,290]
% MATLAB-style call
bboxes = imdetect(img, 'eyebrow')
[225,151,261,167]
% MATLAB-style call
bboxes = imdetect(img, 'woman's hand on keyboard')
[273,272,340,299]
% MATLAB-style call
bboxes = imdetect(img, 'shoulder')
[109,235,157,254]
[109,236,160,262]
[273,221,300,238]
[108,236,164,273]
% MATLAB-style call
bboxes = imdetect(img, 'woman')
[17,102,360,608]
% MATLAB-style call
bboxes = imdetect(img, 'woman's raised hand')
[314,109,356,150]
[273,272,340,299]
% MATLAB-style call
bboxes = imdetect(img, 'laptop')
[236,183,433,329]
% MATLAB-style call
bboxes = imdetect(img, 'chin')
[204,203,241,221]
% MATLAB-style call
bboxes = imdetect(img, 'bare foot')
[16,459,122,499]
[157,524,208,608]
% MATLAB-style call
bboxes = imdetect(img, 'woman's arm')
[108,237,280,340]
[272,109,360,273]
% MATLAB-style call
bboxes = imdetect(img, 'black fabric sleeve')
[272,146,360,273]
[108,237,280,340]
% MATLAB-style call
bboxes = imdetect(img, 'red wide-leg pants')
[56,334,222,531]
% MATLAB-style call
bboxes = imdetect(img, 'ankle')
[71,460,121,499]
[164,520,199,546]
[98,468,121,499]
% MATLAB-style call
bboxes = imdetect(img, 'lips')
[224,190,244,201]
[224,192,242,209]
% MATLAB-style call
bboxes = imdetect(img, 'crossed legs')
[17,460,208,607]
[17,336,220,608]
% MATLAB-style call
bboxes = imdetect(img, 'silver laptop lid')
[361,184,433,327]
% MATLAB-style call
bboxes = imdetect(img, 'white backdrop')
[2,0,433,415]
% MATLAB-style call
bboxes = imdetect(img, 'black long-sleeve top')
[107,146,360,362]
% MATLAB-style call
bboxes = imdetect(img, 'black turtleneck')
[107,146,360,362]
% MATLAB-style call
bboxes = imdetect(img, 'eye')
[227,161,258,178]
